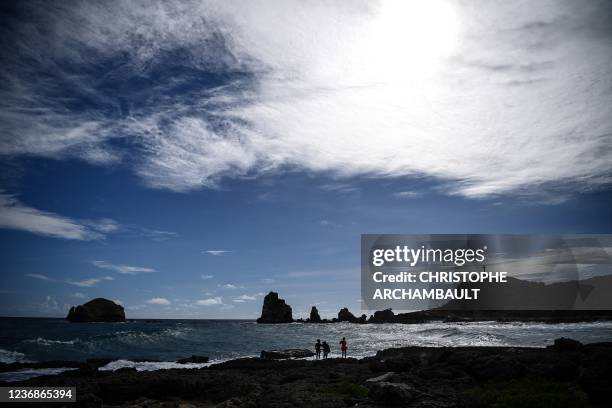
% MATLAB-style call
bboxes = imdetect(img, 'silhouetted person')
[339,337,347,358]
[322,341,330,359]
[315,339,322,359]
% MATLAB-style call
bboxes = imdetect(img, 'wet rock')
[256,292,293,323]
[176,355,209,364]
[67,298,125,323]
[260,349,315,360]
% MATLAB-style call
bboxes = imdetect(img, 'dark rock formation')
[338,307,355,322]
[309,306,321,323]
[66,298,125,322]
[370,308,396,323]
[548,337,584,352]
[256,292,293,323]
[367,381,415,405]
[337,307,367,323]
[176,355,209,364]
[440,273,612,310]
[260,349,315,360]
[12,338,612,408]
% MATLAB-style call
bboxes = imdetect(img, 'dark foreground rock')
[256,292,293,323]
[66,298,125,322]
[260,349,315,360]
[176,355,209,364]
[4,338,612,408]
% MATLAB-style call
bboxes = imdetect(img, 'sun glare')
[361,0,459,81]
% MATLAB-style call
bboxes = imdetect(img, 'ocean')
[1,317,612,381]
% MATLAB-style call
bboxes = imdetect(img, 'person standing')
[322,341,330,359]
[339,337,348,358]
[315,339,322,359]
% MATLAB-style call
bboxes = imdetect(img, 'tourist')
[322,341,330,359]
[315,339,322,359]
[339,337,348,358]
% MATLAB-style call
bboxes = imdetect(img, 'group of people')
[315,337,348,359]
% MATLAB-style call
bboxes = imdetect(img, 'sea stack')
[338,307,368,323]
[67,298,125,322]
[309,306,321,323]
[257,292,293,323]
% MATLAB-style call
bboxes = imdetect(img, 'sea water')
[1,317,611,381]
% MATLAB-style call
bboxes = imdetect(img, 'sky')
[0,0,611,318]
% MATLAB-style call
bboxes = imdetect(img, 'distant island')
[258,273,612,324]
[67,298,125,323]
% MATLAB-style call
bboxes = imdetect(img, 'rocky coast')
[2,337,611,407]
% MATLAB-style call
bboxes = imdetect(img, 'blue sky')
[1,0,611,318]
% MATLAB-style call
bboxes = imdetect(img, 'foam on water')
[0,348,29,364]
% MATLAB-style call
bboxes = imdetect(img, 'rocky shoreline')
[2,337,611,407]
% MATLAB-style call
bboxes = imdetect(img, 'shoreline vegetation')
[1,337,611,407]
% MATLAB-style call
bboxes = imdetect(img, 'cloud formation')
[66,276,114,288]
[1,1,611,199]
[204,250,231,256]
[0,191,118,240]
[146,297,171,305]
[26,273,54,282]
[92,260,156,274]
[195,297,223,306]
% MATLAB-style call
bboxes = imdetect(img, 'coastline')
[2,337,611,407]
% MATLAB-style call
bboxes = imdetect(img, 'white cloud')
[261,278,275,284]
[195,297,223,306]
[235,294,256,301]
[140,228,178,241]
[1,1,611,200]
[66,276,114,287]
[26,273,54,282]
[146,297,171,305]
[92,260,156,274]
[393,191,423,199]
[201,274,214,280]
[0,191,118,240]
[219,283,244,290]
[203,250,231,256]
[71,292,86,299]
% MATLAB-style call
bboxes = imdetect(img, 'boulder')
[548,337,584,352]
[338,307,356,322]
[337,308,366,323]
[260,349,315,360]
[310,306,322,323]
[367,381,415,405]
[66,298,125,322]
[256,292,293,323]
[370,308,395,323]
[365,372,396,384]
[176,355,209,364]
